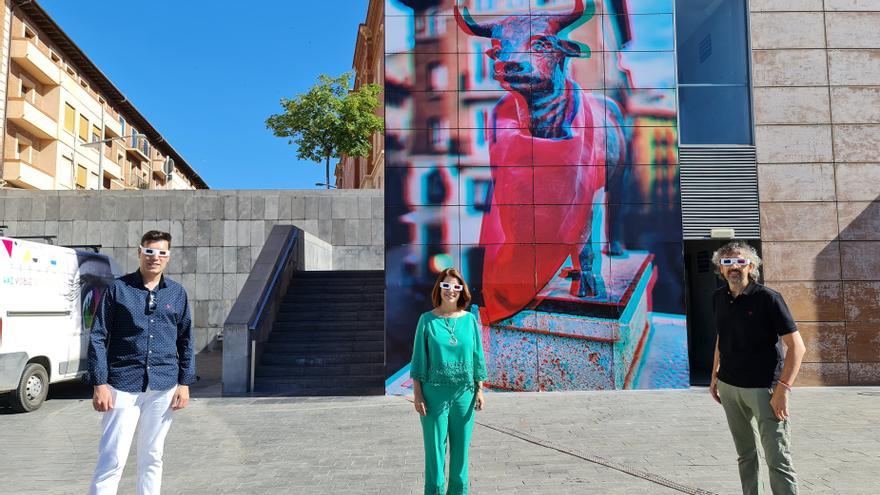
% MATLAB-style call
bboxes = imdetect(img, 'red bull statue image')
[385,0,687,393]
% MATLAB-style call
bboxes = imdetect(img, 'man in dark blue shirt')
[709,240,805,495]
[86,230,195,495]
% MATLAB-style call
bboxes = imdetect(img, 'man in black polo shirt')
[709,240,805,495]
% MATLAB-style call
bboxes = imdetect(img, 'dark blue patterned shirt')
[86,270,195,392]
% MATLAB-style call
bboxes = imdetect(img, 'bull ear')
[557,39,591,58]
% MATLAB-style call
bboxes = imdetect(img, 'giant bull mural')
[385,0,687,393]
[455,0,627,322]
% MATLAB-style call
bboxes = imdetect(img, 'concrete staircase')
[253,270,385,395]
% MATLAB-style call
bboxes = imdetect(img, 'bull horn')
[454,3,494,38]
[554,0,595,30]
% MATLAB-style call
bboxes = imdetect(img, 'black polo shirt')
[713,282,798,388]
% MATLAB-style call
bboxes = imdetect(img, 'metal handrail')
[248,228,298,331]
[222,225,303,395]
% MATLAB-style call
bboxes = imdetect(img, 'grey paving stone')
[5,388,876,495]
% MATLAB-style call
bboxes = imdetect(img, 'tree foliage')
[266,72,384,165]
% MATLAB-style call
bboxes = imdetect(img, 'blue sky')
[40,0,369,189]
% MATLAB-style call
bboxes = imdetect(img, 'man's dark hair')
[141,230,172,247]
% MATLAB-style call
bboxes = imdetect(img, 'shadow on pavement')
[0,349,223,414]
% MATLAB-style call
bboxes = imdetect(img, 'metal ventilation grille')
[679,146,760,239]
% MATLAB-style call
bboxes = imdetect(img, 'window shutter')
[679,145,760,239]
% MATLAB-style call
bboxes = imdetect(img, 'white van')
[0,236,119,412]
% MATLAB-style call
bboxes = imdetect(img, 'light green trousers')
[717,379,798,495]
[420,384,476,495]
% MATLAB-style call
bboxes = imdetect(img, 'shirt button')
[149,350,152,354]
[147,366,151,369]
[149,335,153,338]
[150,319,154,323]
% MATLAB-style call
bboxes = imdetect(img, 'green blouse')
[410,311,488,389]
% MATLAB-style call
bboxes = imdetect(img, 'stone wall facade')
[750,0,880,385]
[0,189,384,355]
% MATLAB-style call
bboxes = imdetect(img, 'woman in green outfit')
[411,268,488,495]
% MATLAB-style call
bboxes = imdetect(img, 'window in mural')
[385,0,687,393]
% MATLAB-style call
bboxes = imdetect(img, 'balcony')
[151,158,171,179]
[103,115,123,138]
[125,136,150,162]
[11,39,60,85]
[2,159,55,189]
[7,98,57,140]
[102,159,123,180]
[127,173,150,190]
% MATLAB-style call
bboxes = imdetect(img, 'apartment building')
[0,0,207,190]
[335,0,384,190]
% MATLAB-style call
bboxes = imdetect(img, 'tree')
[266,72,384,189]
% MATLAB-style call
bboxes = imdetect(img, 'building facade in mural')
[385,0,686,393]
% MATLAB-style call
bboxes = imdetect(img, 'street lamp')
[80,133,144,190]
[315,182,337,189]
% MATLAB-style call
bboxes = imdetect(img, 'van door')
[2,239,71,379]
[67,252,115,377]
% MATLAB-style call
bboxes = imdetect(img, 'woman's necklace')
[438,310,459,346]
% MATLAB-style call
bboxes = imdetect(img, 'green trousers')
[717,379,798,495]
[420,384,476,495]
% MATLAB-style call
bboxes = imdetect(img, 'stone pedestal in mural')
[484,251,655,391]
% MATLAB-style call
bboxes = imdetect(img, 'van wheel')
[8,363,49,413]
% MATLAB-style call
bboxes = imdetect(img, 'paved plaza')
[1,382,878,494]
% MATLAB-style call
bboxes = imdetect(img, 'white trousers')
[89,387,176,495]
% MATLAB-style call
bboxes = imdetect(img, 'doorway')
[683,239,762,385]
